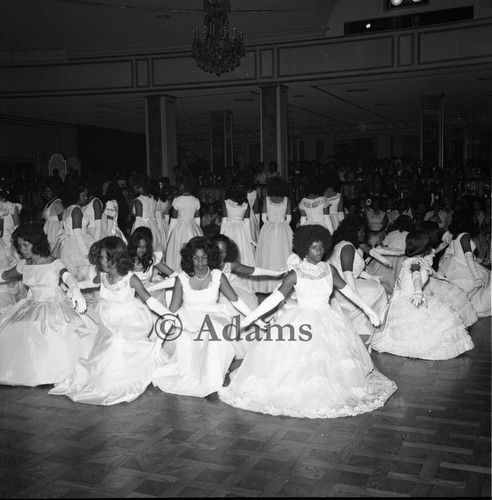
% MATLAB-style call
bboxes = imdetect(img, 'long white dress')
[100,199,127,243]
[131,195,160,247]
[254,197,293,293]
[165,195,203,272]
[298,196,331,231]
[325,193,343,231]
[219,257,397,419]
[0,259,98,386]
[42,197,63,249]
[0,200,21,247]
[57,205,95,280]
[366,230,408,296]
[154,199,170,252]
[438,232,491,317]
[152,269,239,397]
[50,271,162,405]
[221,199,255,266]
[370,257,475,360]
[246,190,260,244]
[329,241,388,341]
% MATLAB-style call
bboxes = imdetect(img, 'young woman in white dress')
[254,177,293,293]
[219,224,397,419]
[41,185,63,249]
[438,208,491,317]
[50,236,170,405]
[366,215,413,295]
[0,224,97,386]
[365,197,389,247]
[220,184,255,266]
[131,177,160,251]
[101,181,128,242]
[323,171,345,232]
[82,184,104,243]
[165,176,203,272]
[329,214,389,343]
[149,179,168,253]
[298,181,334,233]
[370,230,475,360]
[153,236,263,398]
[0,188,21,249]
[55,179,94,281]
[418,220,478,328]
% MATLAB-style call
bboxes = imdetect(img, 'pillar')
[260,84,289,179]
[145,95,178,181]
[209,111,233,172]
[420,94,444,167]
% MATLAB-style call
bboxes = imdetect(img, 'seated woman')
[370,230,475,360]
[438,208,491,317]
[0,223,98,387]
[152,236,263,398]
[329,214,388,343]
[219,225,397,419]
[50,236,170,405]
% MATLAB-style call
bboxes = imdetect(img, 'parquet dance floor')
[0,317,490,498]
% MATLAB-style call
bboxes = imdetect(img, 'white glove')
[220,217,228,234]
[146,277,176,292]
[337,212,345,225]
[369,249,392,268]
[299,216,307,226]
[374,246,404,257]
[194,216,201,226]
[168,217,177,234]
[146,296,171,316]
[261,213,268,224]
[360,271,382,283]
[61,271,87,313]
[323,214,334,233]
[73,228,89,258]
[411,270,427,308]
[93,219,102,241]
[251,267,287,277]
[285,214,292,225]
[164,214,170,224]
[242,290,284,327]
[464,251,484,288]
[342,270,358,293]
[338,284,380,327]
[135,215,144,227]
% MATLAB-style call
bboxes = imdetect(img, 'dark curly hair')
[292,224,333,260]
[210,233,239,263]
[266,176,288,198]
[405,230,433,257]
[395,215,415,233]
[89,236,133,275]
[332,214,364,248]
[180,236,222,276]
[128,226,154,272]
[60,177,89,207]
[12,223,51,257]
[415,220,441,248]
[225,184,247,205]
[448,208,479,237]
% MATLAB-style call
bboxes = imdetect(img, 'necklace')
[193,267,210,281]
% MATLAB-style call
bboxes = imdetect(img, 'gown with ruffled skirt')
[152,269,247,397]
[370,257,475,360]
[50,271,162,405]
[0,259,98,386]
[219,258,398,419]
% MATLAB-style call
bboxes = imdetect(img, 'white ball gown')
[370,257,475,360]
[50,271,162,405]
[56,205,95,280]
[325,192,343,232]
[131,195,161,251]
[0,259,98,386]
[254,197,293,293]
[154,198,170,252]
[152,269,245,397]
[438,232,491,317]
[366,230,408,296]
[329,241,388,341]
[219,257,398,419]
[221,199,255,266]
[165,195,203,272]
[298,196,331,230]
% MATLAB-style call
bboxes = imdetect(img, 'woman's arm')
[133,199,143,218]
[410,262,427,307]
[11,207,21,228]
[154,258,176,277]
[243,204,250,220]
[230,260,255,275]
[219,273,239,302]
[168,276,183,313]
[0,265,22,283]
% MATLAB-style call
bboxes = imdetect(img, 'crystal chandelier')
[192,0,245,77]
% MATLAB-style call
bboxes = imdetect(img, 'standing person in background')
[41,185,63,250]
[0,188,22,252]
[298,180,334,233]
[148,179,167,253]
[82,180,104,243]
[101,181,130,241]
[245,177,260,245]
[365,197,388,247]
[323,171,345,232]
[165,176,203,272]
[254,176,293,294]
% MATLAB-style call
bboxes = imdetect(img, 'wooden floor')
[0,318,490,498]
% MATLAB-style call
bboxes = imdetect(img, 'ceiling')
[1,0,491,137]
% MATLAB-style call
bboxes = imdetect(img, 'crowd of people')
[0,155,489,419]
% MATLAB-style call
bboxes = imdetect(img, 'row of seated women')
[0,199,487,418]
